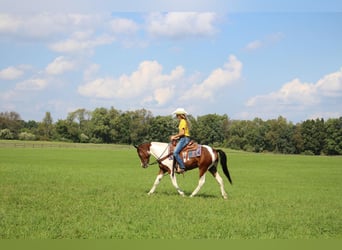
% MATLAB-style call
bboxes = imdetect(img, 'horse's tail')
[216,149,232,185]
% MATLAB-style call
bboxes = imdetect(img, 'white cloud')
[244,68,342,121]
[0,66,24,80]
[1,0,229,13]
[0,13,98,40]
[245,40,262,51]
[0,14,20,33]
[78,60,184,105]
[78,56,243,109]
[1,11,220,53]
[48,16,140,53]
[45,56,77,75]
[49,33,115,54]
[316,67,342,96]
[246,68,342,108]
[0,89,16,101]
[146,12,218,39]
[153,87,174,105]
[15,78,48,90]
[109,18,139,34]
[245,32,284,51]
[0,12,137,53]
[181,55,242,100]
[83,63,100,80]
[246,79,318,107]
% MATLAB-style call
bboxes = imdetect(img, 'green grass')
[0,141,341,239]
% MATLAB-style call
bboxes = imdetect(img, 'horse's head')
[134,142,151,168]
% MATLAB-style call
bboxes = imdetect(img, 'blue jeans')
[173,137,190,169]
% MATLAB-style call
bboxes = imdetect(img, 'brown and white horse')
[134,142,232,199]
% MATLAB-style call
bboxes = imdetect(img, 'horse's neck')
[150,142,169,158]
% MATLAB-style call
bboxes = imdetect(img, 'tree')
[301,118,326,155]
[245,118,267,152]
[292,123,304,154]
[0,111,23,138]
[110,111,131,144]
[2,107,341,155]
[18,132,36,141]
[323,117,342,155]
[67,108,92,138]
[195,114,228,145]
[264,116,295,154]
[149,115,176,142]
[55,119,80,142]
[37,112,54,140]
[89,107,111,143]
[127,109,153,144]
[24,120,38,131]
[226,120,249,150]
[0,129,14,139]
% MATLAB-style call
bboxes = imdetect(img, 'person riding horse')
[135,107,232,198]
[170,108,191,174]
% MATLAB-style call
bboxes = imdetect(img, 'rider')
[170,108,191,173]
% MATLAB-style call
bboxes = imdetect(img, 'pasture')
[0,141,341,239]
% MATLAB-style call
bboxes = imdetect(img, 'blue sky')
[1,0,342,123]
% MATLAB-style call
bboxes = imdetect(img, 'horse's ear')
[134,145,138,149]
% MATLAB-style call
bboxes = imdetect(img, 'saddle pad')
[187,145,202,158]
[168,143,202,161]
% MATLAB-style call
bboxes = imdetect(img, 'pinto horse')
[134,142,232,199]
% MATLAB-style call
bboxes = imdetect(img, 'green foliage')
[1,108,342,155]
[227,120,256,151]
[301,118,326,155]
[1,143,341,239]
[0,111,22,136]
[18,132,36,141]
[37,112,54,141]
[125,109,153,145]
[323,117,342,155]
[0,129,14,139]
[148,115,176,142]
[79,133,89,143]
[194,114,228,145]
[264,116,296,154]
[90,107,111,143]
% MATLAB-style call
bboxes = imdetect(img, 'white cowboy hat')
[172,108,188,115]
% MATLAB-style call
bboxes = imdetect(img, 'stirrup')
[176,166,185,174]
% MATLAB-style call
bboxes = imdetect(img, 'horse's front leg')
[169,173,185,197]
[148,169,165,195]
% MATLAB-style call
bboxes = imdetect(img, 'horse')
[134,141,232,199]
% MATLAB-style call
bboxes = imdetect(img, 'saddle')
[169,139,202,161]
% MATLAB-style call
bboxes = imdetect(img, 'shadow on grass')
[144,189,219,199]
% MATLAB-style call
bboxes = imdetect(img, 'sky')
[1,0,342,123]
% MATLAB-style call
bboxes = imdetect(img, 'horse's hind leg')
[190,174,206,198]
[209,167,228,199]
[215,172,228,199]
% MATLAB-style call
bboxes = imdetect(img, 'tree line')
[1,108,341,155]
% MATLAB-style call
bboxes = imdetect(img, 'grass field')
[1,141,341,239]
